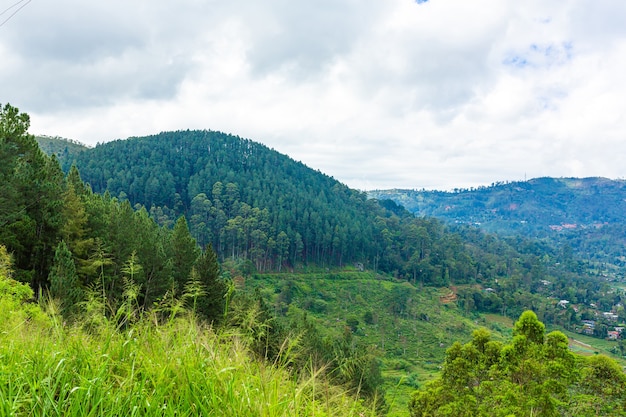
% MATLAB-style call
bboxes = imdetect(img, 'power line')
[0,0,31,28]
[0,0,29,16]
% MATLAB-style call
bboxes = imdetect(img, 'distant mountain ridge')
[369,177,626,275]
[35,135,90,171]
[369,177,626,231]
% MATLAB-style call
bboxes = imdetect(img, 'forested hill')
[369,177,626,227]
[35,135,89,165]
[370,177,626,276]
[48,130,394,271]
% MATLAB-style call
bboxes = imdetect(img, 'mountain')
[5,105,625,416]
[47,130,396,272]
[369,177,626,277]
[35,135,90,169]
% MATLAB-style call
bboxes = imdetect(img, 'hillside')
[246,271,501,414]
[369,177,626,277]
[0,250,378,417]
[49,130,386,271]
[35,135,90,169]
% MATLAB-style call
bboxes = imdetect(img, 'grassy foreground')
[0,274,377,416]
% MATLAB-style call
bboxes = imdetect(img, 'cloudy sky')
[2,0,625,190]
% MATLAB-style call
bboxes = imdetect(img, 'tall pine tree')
[49,241,83,318]
[194,244,226,322]
[170,216,200,293]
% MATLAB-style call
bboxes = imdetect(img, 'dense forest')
[53,130,394,271]
[1,105,227,323]
[4,104,391,411]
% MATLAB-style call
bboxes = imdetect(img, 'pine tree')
[49,241,83,318]
[194,244,226,322]
[61,171,93,260]
[170,216,200,293]
[0,103,64,285]
[132,207,173,308]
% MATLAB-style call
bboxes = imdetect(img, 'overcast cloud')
[2,0,625,190]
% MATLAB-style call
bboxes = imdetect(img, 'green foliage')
[38,128,621,343]
[0,103,65,286]
[35,135,89,170]
[409,311,626,416]
[0,245,384,415]
[48,241,83,318]
[8,107,626,415]
[192,244,227,323]
[346,314,360,332]
[0,245,49,327]
[246,272,499,414]
[51,129,516,280]
[0,286,378,416]
[370,178,626,277]
[170,215,200,292]
[513,310,545,345]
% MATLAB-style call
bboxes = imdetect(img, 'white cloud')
[2,0,626,190]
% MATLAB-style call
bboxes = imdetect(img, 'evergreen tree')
[49,241,83,318]
[132,207,173,308]
[0,103,64,286]
[194,244,226,322]
[61,171,93,260]
[170,216,200,292]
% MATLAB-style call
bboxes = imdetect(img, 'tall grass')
[0,285,378,416]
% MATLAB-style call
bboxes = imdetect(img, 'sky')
[2,0,626,191]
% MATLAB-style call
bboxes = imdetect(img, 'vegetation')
[4,103,387,413]
[244,271,495,415]
[5,104,626,415]
[40,133,625,338]
[0,246,378,416]
[35,135,89,170]
[409,311,626,416]
[2,106,227,324]
[369,178,626,278]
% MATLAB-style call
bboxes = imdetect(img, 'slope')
[52,130,384,271]
[246,270,506,415]
[34,131,626,414]
[35,135,90,170]
[370,177,626,277]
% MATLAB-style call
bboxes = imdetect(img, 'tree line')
[1,104,226,323]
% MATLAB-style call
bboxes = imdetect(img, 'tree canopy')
[409,311,626,416]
